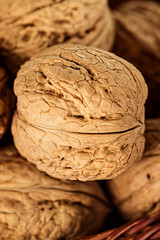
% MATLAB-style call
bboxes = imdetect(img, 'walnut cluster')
[0,0,160,238]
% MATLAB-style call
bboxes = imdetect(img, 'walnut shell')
[113,1,160,117]
[0,144,110,240]
[11,44,148,181]
[0,66,15,140]
[107,118,160,220]
[0,0,115,74]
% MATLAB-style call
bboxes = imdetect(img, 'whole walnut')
[0,144,110,240]
[0,0,115,74]
[0,66,15,140]
[107,118,160,220]
[11,44,148,181]
[113,1,160,117]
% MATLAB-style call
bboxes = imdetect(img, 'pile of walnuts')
[0,0,159,239]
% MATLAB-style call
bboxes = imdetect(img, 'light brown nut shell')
[0,144,110,240]
[113,1,160,117]
[107,118,160,221]
[12,44,148,181]
[0,66,15,140]
[0,0,115,74]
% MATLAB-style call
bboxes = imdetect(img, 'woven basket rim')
[76,211,160,240]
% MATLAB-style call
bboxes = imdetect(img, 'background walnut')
[0,144,110,240]
[108,0,160,9]
[113,1,160,117]
[11,44,148,181]
[144,118,160,157]
[107,118,160,220]
[0,66,15,140]
[0,0,114,74]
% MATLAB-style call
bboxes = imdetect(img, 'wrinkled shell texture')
[12,44,148,181]
[0,66,14,140]
[0,0,114,73]
[113,1,160,117]
[0,145,109,240]
[107,118,160,221]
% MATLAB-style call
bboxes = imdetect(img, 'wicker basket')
[76,211,160,240]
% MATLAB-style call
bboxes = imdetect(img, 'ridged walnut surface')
[12,44,148,181]
[113,1,160,117]
[107,118,160,220]
[0,0,114,74]
[0,144,109,240]
[0,66,14,140]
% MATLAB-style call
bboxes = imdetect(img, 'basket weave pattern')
[77,211,160,240]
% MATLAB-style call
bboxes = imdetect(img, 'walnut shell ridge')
[113,0,160,117]
[0,0,115,74]
[0,144,109,240]
[107,118,160,220]
[12,44,148,181]
[0,66,15,140]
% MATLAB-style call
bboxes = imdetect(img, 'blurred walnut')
[113,1,160,117]
[0,0,114,74]
[108,0,160,9]
[109,0,135,9]
[144,118,160,157]
[11,44,148,181]
[0,144,109,240]
[107,118,160,220]
[0,66,15,140]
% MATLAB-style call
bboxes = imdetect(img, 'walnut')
[11,44,148,181]
[0,0,115,74]
[113,1,160,117]
[0,144,110,240]
[144,118,160,157]
[0,66,15,140]
[107,118,160,220]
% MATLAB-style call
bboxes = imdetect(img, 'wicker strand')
[127,212,160,235]
[135,224,160,240]
[76,211,160,240]
[150,230,160,239]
